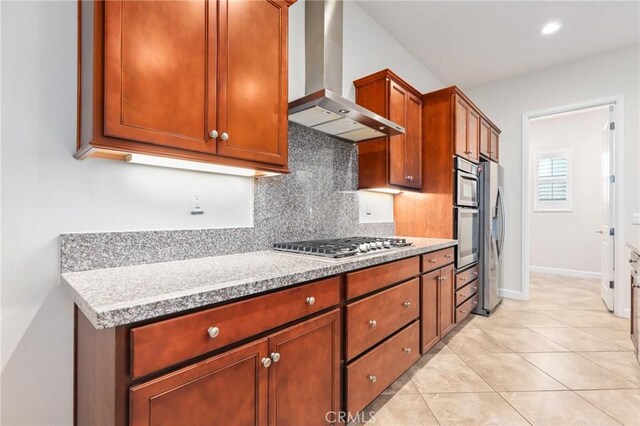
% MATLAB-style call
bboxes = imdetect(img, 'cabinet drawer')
[456,264,479,289]
[130,276,340,378]
[455,281,479,307]
[456,293,479,323]
[346,321,420,415]
[421,248,454,273]
[346,278,419,360]
[346,257,419,300]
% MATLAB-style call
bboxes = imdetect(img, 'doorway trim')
[521,95,627,317]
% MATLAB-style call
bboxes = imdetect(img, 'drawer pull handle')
[403,347,412,354]
[461,310,467,314]
[473,272,478,276]
[445,254,452,258]
[270,352,281,363]
[439,276,446,281]
[472,301,478,306]
[306,296,316,306]
[368,375,377,383]
[461,277,467,281]
[369,320,377,328]
[473,286,478,291]
[261,357,272,368]
[207,326,220,339]
[403,301,411,308]
[429,259,437,263]
[459,293,467,298]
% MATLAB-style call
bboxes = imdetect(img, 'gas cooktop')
[273,237,412,259]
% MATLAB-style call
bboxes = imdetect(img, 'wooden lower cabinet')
[419,264,456,354]
[130,339,268,426]
[130,309,340,426]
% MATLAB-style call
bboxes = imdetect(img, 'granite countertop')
[62,237,456,329]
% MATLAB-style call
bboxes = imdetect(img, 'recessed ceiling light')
[541,21,561,35]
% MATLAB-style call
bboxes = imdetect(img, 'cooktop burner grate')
[273,237,411,259]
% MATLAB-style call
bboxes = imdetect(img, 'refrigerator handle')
[497,186,506,259]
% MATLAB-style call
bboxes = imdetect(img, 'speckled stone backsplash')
[61,123,394,273]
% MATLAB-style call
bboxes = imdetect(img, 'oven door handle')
[497,186,505,259]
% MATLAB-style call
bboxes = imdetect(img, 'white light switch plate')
[633,213,640,225]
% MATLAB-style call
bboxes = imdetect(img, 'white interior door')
[600,106,615,311]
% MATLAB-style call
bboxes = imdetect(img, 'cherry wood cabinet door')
[104,1,215,153]
[420,270,440,354]
[439,265,456,338]
[217,0,288,165]
[490,127,500,162]
[479,118,491,159]
[405,93,423,188]
[130,339,268,426]
[388,81,408,187]
[268,310,341,426]
[467,108,480,163]
[454,96,469,158]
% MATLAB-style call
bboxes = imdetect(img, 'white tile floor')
[354,273,640,425]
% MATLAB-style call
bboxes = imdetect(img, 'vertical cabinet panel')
[454,97,468,158]
[405,94,423,188]
[217,0,288,165]
[480,118,491,159]
[420,270,440,354]
[439,265,456,337]
[104,0,214,153]
[388,82,408,186]
[467,108,480,163]
[268,310,341,426]
[490,127,500,162]
[130,339,268,426]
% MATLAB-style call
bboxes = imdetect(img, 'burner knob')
[359,243,369,252]
[376,241,384,249]
[383,241,392,248]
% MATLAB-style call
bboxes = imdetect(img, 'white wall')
[465,45,640,303]
[529,107,609,275]
[1,1,439,423]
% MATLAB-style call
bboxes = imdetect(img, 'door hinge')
[609,280,615,289]
[610,122,616,130]
[610,175,616,183]
[609,227,615,236]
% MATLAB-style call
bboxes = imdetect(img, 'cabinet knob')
[473,286,478,291]
[261,357,272,368]
[429,259,437,263]
[368,375,377,383]
[270,352,281,363]
[461,277,467,281]
[209,130,218,139]
[220,132,229,141]
[439,276,446,281]
[466,150,473,154]
[207,326,220,339]
[403,347,412,354]
[445,254,452,258]
[306,296,316,306]
[369,320,377,328]
[403,301,411,308]
[472,301,478,306]
[473,272,478,276]
[461,310,467,314]
[460,293,467,298]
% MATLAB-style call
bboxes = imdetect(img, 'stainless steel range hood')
[288,0,405,142]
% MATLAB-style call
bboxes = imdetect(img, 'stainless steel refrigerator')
[475,160,504,316]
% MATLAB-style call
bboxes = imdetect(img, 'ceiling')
[357,1,640,88]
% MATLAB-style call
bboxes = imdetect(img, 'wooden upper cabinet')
[78,0,293,173]
[479,118,491,159]
[453,95,479,163]
[354,69,422,190]
[490,127,500,162]
[216,0,288,165]
[104,0,215,153]
[130,339,268,426]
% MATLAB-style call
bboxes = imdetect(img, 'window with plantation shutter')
[534,150,572,211]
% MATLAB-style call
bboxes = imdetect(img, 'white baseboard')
[499,288,527,300]
[529,265,601,280]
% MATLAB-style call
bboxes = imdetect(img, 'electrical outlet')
[191,190,204,215]
[633,213,640,225]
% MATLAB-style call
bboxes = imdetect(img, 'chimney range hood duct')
[288,0,405,142]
